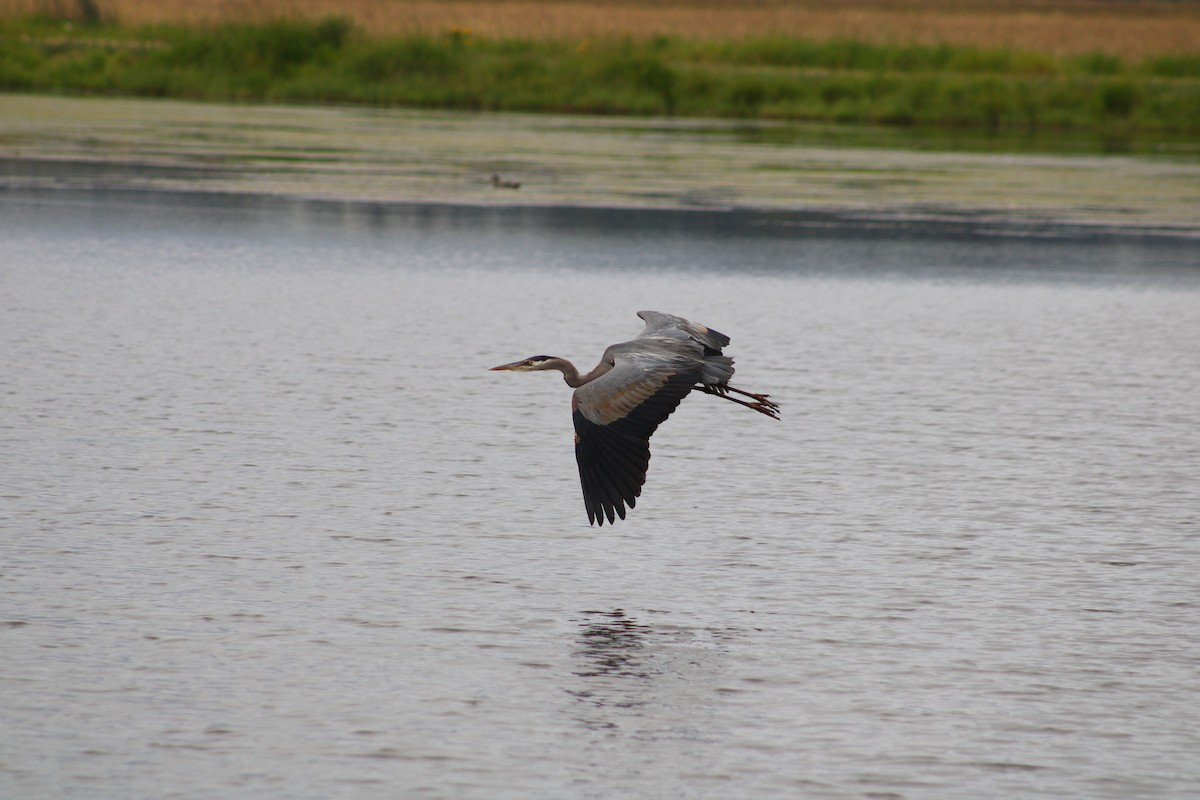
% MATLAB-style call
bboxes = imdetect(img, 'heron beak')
[489,362,516,371]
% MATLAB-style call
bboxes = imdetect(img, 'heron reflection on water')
[573,610,654,681]
[568,610,656,724]
[491,310,779,525]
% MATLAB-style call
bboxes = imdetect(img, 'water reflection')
[566,609,735,743]
[568,118,1200,157]
[568,610,656,729]
[10,188,1197,288]
[0,156,226,187]
[573,610,655,682]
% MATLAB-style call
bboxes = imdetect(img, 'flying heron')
[491,310,779,525]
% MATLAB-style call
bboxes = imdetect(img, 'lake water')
[2,186,1199,799]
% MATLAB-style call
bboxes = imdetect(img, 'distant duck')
[491,174,521,189]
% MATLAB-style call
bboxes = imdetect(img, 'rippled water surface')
[2,189,1199,799]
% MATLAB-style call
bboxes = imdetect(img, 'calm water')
[2,188,1199,799]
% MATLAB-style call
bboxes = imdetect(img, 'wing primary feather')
[579,445,619,526]
[580,460,603,525]
[581,468,598,526]
[578,429,620,525]
[591,438,642,501]
[575,446,601,525]
[593,459,622,525]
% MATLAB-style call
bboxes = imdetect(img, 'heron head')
[489,355,558,372]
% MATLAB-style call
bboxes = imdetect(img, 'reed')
[1,12,1197,133]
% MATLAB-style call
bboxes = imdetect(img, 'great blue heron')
[490,310,779,525]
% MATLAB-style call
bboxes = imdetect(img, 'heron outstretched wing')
[571,350,701,525]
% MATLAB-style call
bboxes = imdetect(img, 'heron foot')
[700,384,781,419]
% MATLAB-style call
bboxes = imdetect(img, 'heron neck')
[551,358,604,388]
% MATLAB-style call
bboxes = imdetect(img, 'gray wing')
[636,310,731,352]
[571,346,702,525]
[636,310,734,388]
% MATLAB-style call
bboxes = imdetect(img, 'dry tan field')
[5,0,1200,58]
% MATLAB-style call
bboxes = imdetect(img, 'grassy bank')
[2,14,1199,133]
[6,0,1200,59]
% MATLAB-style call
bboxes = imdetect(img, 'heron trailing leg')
[699,384,780,419]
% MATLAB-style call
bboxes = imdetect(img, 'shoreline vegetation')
[2,1,1199,135]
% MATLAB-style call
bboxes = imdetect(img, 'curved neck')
[546,357,608,388]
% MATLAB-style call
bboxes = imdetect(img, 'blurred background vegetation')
[2,0,1198,133]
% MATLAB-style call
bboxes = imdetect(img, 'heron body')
[490,310,779,525]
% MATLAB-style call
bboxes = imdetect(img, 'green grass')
[2,16,1199,133]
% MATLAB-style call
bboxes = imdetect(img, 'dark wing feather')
[573,370,698,525]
